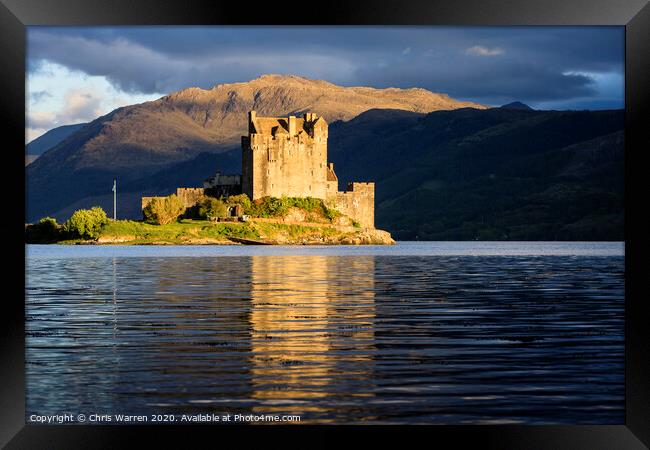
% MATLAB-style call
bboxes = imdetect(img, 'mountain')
[500,101,533,110]
[25,123,86,165]
[26,76,624,240]
[26,74,486,222]
[328,107,623,240]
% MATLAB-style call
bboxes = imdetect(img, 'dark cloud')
[27,26,624,109]
[354,53,600,104]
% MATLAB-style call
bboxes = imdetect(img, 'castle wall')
[175,188,206,209]
[141,188,205,214]
[242,136,254,199]
[327,182,375,229]
[326,162,338,197]
[326,180,338,197]
[141,196,162,211]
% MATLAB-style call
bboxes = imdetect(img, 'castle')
[142,111,375,228]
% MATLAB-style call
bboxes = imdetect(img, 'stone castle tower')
[242,111,336,200]
[242,111,375,228]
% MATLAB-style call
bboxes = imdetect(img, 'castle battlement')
[142,187,207,212]
[344,182,375,193]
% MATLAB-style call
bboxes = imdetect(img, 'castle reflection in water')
[135,256,378,420]
[249,257,375,408]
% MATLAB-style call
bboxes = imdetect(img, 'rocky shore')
[68,217,395,246]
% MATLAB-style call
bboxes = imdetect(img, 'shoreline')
[27,218,395,246]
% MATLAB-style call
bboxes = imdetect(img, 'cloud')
[58,89,104,124]
[27,128,49,143]
[26,88,104,142]
[26,26,624,110]
[27,110,56,129]
[27,29,357,95]
[465,45,504,56]
[26,112,56,142]
[29,90,52,102]
[354,57,598,104]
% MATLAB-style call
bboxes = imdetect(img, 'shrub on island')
[138,193,344,227]
[245,196,341,222]
[62,207,109,240]
[25,217,62,243]
[143,195,184,225]
[197,197,228,221]
[251,196,290,218]
[225,194,252,212]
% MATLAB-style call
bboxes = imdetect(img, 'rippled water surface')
[26,242,625,424]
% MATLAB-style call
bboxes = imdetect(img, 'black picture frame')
[2,0,648,447]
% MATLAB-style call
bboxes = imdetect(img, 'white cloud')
[58,89,104,124]
[26,61,163,143]
[26,111,57,142]
[27,128,49,143]
[26,88,103,142]
[27,110,56,129]
[402,47,411,55]
[465,45,505,57]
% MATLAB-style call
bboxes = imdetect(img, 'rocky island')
[26,110,394,246]
[25,200,394,246]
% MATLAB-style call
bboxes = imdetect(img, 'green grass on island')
[96,218,343,245]
[27,218,389,245]
[99,219,260,244]
[69,219,379,245]
[25,196,393,245]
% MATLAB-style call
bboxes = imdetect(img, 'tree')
[25,217,61,243]
[63,207,109,240]
[143,195,185,225]
[198,197,228,220]
[37,217,59,235]
[225,194,252,213]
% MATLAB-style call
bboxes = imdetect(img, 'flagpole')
[113,178,117,220]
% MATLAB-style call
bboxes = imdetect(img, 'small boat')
[226,236,274,245]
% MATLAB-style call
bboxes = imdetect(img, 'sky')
[26,26,624,143]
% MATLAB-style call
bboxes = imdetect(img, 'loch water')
[25,242,625,424]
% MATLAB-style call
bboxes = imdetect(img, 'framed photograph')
[3,0,649,447]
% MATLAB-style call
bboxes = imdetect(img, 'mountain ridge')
[25,122,87,165]
[26,75,487,221]
[328,107,623,240]
[500,101,533,110]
